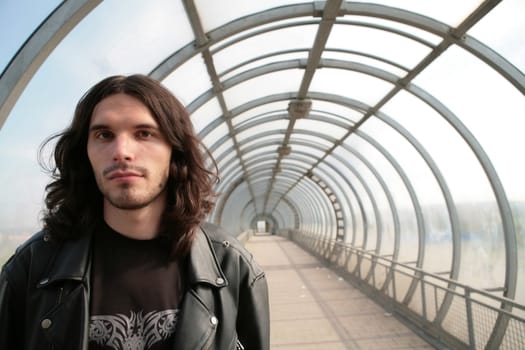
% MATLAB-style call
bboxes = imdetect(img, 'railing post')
[392,262,397,302]
[465,288,476,349]
[420,271,428,321]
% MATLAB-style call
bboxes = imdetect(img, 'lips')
[108,170,143,180]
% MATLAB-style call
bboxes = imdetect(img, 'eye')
[95,130,113,140]
[137,130,154,139]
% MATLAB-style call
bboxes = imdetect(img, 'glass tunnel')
[0,0,524,348]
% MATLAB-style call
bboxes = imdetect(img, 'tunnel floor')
[245,234,436,349]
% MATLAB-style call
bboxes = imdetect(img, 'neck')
[103,198,166,240]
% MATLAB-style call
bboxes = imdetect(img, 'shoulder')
[199,222,265,281]
[1,231,59,284]
[200,222,248,256]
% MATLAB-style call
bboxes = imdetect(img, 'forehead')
[90,93,158,126]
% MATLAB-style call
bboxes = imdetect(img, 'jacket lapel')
[172,229,227,349]
[39,234,92,286]
[38,234,92,349]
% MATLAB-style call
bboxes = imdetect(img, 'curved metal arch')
[205,89,454,302]
[217,154,278,187]
[309,76,514,305]
[153,2,523,117]
[216,164,328,230]
[280,197,300,229]
[150,3,322,80]
[240,176,328,236]
[287,177,334,238]
[302,91,458,313]
[283,147,359,245]
[324,151,383,252]
[198,110,288,143]
[281,137,367,248]
[0,0,102,128]
[210,119,404,256]
[220,47,411,81]
[261,162,352,241]
[211,16,434,59]
[256,164,341,237]
[408,84,518,298]
[218,142,319,185]
[234,89,462,324]
[272,125,416,292]
[256,181,330,221]
[250,214,279,234]
[260,182,314,229]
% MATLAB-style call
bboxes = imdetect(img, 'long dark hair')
[40,74,218,256]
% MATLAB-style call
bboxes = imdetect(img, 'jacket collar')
[40,226,228,288]
[40,234,92,287]
[186,228,228,288]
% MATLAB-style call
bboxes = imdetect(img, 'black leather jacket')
[0,223,269,350]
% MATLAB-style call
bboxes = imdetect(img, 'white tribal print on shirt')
[89,309,178,350]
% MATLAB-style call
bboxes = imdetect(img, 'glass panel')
[201,122,229,147]
[294,118,348,139]
[330,149,396,255]
[340,15,442,45]
[468,0,525,72]
[242,144,278,159]
[290,144,325,159]
[232,101,289,126]
[218,157,242,180]
[284,154,317,167]
[0,0,61,71]
[360,117,448,264]
[195,0,306,32]
[240,134,283,152]
[281,158,312,171]
[360,0,482,27]
[216,150,238,171]
[311,100,363,124]
[320,158,376,249]
[163,55,212,107]
[322,50,408,77]
[383,90,496,204]
[236,119,289,143]
[211,139,234,162]
[192,98,222,136]
[291,134,334,149]
[310,68,394,107]
[342,134,419,258]
[64,0,192,74]
[214,25,317,77]
[412,47,524,291]
[327,23,432,70]
[223,70,305,108]
[221,51,309,82]
[246,159,276,171]
[415,46,525,202]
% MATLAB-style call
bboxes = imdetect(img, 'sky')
[0,0,524,235]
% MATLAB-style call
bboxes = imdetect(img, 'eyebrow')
[88,123,160,132]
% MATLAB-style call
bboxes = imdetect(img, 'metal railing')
[286,230,525,350]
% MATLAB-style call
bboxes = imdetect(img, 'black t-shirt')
[89,222,184,350]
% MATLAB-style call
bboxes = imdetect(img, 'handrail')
[288,230,525,349]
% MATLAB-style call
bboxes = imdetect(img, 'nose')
[111,135,134,162]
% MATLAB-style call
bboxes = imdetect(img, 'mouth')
[107,171,143,181]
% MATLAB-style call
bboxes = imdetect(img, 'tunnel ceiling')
[1,1,524,302]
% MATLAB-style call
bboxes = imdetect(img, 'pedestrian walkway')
[244,234,435,349]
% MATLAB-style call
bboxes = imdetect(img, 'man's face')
[87,93,172,211]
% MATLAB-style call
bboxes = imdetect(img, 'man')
[0,74,270,350]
